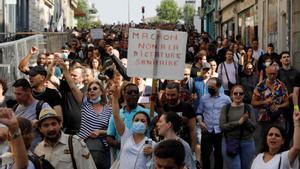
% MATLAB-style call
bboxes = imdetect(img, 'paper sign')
[127,28,187,80]
[90,29,103,39]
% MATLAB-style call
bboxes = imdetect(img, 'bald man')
[252,65,289,152]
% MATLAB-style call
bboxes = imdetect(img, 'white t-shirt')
[251,150,299,169]
[119,128,154,169]
[253,49,264,61]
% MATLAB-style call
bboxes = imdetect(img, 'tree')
[183,4,195,25]
[76,0,101,29]
[156,0,182,23]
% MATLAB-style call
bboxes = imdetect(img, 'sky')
[89,0,190,24]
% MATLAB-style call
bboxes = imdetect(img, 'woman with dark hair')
[110,84,155,169]
[156,111,196,169]
[88,56,102,80]
[250,111,300,169]
[219,85,256,169]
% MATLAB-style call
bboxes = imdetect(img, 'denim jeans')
[222,138,255,169]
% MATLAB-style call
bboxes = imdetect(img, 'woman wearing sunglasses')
[69,79,112,169]
[219,85,256,169]
[110,84,155,169]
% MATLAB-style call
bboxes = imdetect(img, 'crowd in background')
[0,23,300,169]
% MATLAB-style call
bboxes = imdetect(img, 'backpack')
[28,153,55,169]
[13,100,45,119]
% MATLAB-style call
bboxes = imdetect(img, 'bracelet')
[294,123,300,128]
[294,105,299,111]
[10,128,21,139]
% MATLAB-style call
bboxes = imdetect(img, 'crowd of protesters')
[0,22,299,169]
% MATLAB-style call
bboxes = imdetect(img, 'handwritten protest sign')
[90,28,103,39]
[127,28,187,80]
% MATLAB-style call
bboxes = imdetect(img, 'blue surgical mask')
[89,96,101,104]
[131,121,146,134]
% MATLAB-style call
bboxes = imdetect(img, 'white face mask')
[265,61,272,67]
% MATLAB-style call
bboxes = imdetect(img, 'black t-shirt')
[32,88,62,108]
[59,80,87,131]
[163,101,196,145]
[294,73,300,88]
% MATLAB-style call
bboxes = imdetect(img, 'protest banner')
[90,28,103,39]
[127,28,187,80]
[127,28,187,117]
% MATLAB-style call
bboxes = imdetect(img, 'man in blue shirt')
[196,77,231,169]
[106,83,156,160]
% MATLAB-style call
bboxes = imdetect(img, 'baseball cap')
[37,108,61,126]
[28,66,47,77]
[202,62,211,70]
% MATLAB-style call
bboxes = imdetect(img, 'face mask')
[62,53,69,59]
[75,83,81,89]
[208,88,217,96]
[131,121,146,134]
[89,96,101,104]
[265,61,271,67]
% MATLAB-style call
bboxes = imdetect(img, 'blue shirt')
[194,78,225,109]
[107,105,157,140]
[196,93,231,133]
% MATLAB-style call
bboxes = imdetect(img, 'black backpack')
[28,153,55,169]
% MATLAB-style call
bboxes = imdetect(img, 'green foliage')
[183,4,195,25]
[76,0,101,29]
[156,0,183,23]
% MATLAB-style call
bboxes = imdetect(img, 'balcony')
[70,0,78,9]
[44,0,54,7]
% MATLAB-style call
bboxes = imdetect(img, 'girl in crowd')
[111,84,154,169]
[89,56,102,80]
[219,85,256,169]
[208,59,218,78]
[156,111,196,169]
[250,111,300,169]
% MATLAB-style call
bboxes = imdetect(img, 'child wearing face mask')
[111,84,155,169]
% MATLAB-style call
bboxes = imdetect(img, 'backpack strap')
[35,101,45,119]
[12,103,19,112]
[68,135,78,169]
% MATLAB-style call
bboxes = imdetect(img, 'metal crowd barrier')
[0,32,71,95]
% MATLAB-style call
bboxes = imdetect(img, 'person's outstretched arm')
[0,108,28,169]
[111,84,125,136]
[288,111,300,164]
[18,47,38,73]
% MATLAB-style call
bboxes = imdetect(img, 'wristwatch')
[10,128,21,139]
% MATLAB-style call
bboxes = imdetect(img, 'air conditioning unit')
[213,11,221,22]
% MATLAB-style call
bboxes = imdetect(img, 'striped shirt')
[78,97,112,147]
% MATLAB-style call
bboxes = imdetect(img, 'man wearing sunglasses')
[107,83,156,158]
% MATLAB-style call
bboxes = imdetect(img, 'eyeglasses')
[88,87,99,92]
[126,90,139,95]
[233,92,244,96]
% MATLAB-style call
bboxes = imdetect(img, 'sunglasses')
[126,90,139,95]
[233,92,244,96]
[88,87,99,92]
